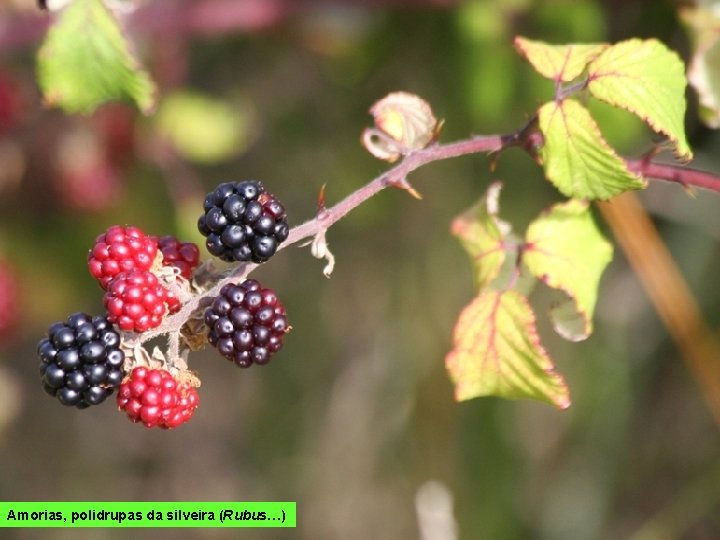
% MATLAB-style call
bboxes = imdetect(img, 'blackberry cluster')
[205,279,290,367]
[38,313,125,408]
[197,180,289,264]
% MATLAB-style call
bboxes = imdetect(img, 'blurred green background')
[1,0,720,538]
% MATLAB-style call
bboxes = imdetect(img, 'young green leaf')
[587,38,692,160]
[523,199,613,341]
[450,182,510,291]
[37,0,156,115]
[445,290,571,409]
[538,98,646,199]
[514,36,607,82]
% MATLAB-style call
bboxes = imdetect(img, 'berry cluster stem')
[129,125,720,350]
[287,134,506,244]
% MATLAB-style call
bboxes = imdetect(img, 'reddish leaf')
[446,290,571,409]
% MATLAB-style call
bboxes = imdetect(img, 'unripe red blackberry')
[37,313,125,408]
[117,366,199,429]
[154,235,201,314]
[104,270,168,332]
[197,180,289,264]
[155,235,200,280]
[205,279,290,367]
[88,225,159,289]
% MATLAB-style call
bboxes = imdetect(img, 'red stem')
[286,135,504,245]
[626,158,720,193]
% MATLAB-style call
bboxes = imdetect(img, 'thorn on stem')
[489,154,499,173]
[388,176,423,200]
[317,183,327,212]
[641,143,664,163]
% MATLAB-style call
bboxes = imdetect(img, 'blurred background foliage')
[1,0,720,538]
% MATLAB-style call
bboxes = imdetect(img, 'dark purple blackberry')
[37,313,125,409]
[205,279,290,368]
[198,180,289,264]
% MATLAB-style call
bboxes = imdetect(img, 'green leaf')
[538,98,646,199]
[445,290,571,409]
[450,182,510,291]
[37,0,156,115]
[587,38,693,160]
[523,199,613,341]
[514,36,607,82]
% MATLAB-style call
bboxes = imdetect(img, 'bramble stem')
[626,158,720,193]
[285,134,506,246]
[128,133,506,348]
[128,125,720,351]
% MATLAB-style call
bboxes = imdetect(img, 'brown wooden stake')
[598,192,720,429]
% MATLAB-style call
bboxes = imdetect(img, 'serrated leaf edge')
[539,99,647,199]
[587,38,692,161]
[446,290,571,410]
[523,199,613,342]
[450,181,509,290]
[37,0,156,115]
[514,36,609,82]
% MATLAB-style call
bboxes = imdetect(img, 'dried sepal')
[174,368,202,389]
[152,253,191,297]
[362,128,405,162]
[310,229,336,278]
[180,312,209,352]
[120,341,166,371]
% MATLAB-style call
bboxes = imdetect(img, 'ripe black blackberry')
[205,279,290,368]
[198,180,289,264]
[37,313,125,409]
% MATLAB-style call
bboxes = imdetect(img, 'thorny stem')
[625,158,720,192]
[126,122,720,356]
[286,134,506,243]
[127,133,506,352]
